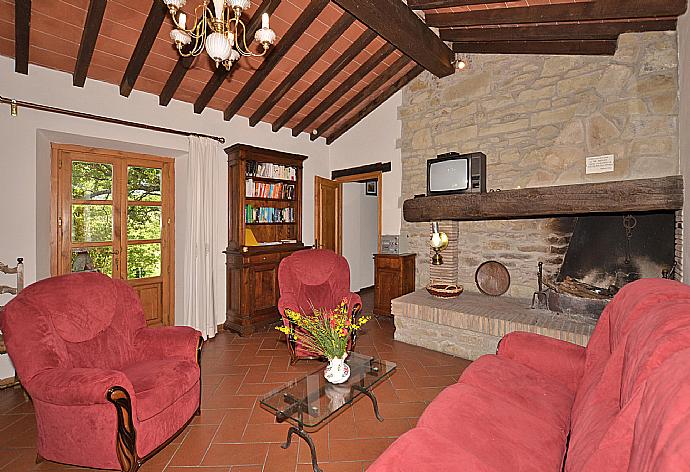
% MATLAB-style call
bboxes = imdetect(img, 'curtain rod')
[0,95,226,144]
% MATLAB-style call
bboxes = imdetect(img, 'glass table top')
[260,352,397,428]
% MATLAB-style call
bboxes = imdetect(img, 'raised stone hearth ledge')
[403,175,683,222]
[392,290,596,360]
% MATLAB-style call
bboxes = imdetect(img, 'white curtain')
[182,136,225,339]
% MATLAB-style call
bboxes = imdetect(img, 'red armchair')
[278,249,362,363]
[0,272,202,472]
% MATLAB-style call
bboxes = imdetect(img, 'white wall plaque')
[586,154,615,174]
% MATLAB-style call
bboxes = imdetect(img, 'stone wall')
[399,32,680,297]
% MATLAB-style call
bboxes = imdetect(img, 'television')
[427,152,486,195]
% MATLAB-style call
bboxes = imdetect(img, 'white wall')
[681,11,690,282]
[0,56,331,378]
[329,91,403,236]
[342,182,379,291]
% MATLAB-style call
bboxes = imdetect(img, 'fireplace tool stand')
[531,262,549,309]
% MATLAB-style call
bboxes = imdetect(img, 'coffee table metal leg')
[352,385,384,422]
[281,426,322,472]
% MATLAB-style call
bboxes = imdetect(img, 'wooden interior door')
[314,176,342,253]
[51,145,175,326]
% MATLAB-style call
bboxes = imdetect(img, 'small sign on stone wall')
[586,154,615,174]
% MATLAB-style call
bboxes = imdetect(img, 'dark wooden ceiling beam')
[312,56,410,141]
[453,40,618,55]
[331,0,454,78]
[326,65,424,144]
[409,0,509,9]
[248,12,355,127]
[159,56,194,106]
[120,0,167,97]
[291,42,396,137]
[426,0,689,28]
[441,19,678,42]
[74,0,108,87]
[223,0,329,121]
[14,0,31,74]
[272,28,377,132]
[193,0,280,114]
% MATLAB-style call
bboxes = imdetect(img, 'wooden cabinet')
[374,253,416,316]
[224,144,308,336]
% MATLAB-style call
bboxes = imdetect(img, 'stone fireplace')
[393,31,682,358]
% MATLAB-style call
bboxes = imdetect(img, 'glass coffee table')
[260,352,397,472]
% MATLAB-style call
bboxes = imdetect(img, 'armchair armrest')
[497,331,586,393]
[26,368,134,406]
[134,326,202,362]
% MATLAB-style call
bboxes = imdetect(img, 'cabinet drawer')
[375,256,401,270]
[248,253,281,265]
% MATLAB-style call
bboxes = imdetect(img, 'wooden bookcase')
[224,144,308,335]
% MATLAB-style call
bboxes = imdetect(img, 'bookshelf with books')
[224,144,308,336]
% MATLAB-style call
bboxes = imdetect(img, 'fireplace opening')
[541,212,677,318]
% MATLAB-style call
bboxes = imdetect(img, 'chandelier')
[162,0,277,70]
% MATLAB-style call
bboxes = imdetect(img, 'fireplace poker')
[531,262,549,310]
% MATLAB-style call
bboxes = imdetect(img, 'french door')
[51,144,175,326]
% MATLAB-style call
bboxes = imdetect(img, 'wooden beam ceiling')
[331,0,455,78]
[74,0,107,87]
[291,43,397,137]
[248,12,356,127]
[272,28,377,133]
[14,0,31,75]
[120,1,168,97]
[326,65,424,144]
[453,40,618,56]
[223,0,329,121]
[408,0,508,9]
[159,55,195,106]
[192,0,281,114]
[312,56,410,140]
[425,0,689,28]
[440,19,678,42]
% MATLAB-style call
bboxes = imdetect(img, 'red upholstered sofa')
[369,278,690,471]
[278,249,362,363]
[0,272,202,471]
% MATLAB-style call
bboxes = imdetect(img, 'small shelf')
[246,222,296,225]
[245,175,297,184]
[245,197,296,203]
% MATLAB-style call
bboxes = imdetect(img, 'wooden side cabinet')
[374,253,416,316]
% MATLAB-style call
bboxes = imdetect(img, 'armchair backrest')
[278,249,352,313]
[0,272,146,384]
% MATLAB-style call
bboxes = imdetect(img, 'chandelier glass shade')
[163,0,277,70]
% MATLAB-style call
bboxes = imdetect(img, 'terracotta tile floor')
[0,289,471,471]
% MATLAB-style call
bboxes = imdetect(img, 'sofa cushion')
[368,427,498,472]
[122,359,200,421]
[417,379,570,471]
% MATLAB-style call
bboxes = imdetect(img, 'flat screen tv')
[427,152,486,195]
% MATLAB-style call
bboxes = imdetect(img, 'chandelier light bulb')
[178,12,187,29]
[228,0,251,11]
[213,0,225,19]
[205,32,232,65]
[262,13,269,29]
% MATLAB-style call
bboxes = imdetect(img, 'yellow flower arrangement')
[276,299,370,359]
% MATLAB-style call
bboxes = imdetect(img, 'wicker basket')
[426,283,464,299]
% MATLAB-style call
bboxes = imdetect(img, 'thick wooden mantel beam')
[403,176,684,222]
[331,0,455,78]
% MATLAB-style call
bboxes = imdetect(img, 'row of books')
[245,179,295,200]
[246,160,297,181]
[245,205,295,224]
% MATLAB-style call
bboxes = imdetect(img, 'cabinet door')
[375,268,400,314]
[250,264,279,312]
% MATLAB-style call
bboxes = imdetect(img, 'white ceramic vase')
[324,353,351,384]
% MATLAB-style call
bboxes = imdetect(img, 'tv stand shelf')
[403,176,683,222]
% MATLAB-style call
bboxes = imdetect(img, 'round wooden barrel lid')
[475,261,511,296]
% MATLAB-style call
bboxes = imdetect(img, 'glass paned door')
[52,145,175,326]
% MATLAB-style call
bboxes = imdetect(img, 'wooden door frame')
[334,171,383,253]
[50,143,176,326]
[314,176,343,254]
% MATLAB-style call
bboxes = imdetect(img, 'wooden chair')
[0,258,24,389]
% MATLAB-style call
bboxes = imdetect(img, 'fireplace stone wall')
[399,32,681,298]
